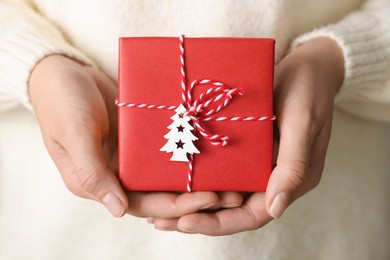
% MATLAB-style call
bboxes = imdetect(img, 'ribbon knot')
[181,79,246,147]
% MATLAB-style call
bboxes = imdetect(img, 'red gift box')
[117,36,275,192]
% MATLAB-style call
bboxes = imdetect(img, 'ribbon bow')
[182,79,245,147]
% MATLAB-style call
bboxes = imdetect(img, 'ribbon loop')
[183,80,244,147]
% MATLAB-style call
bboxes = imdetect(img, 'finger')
[46,140,91,199]
[142,192,243,233]
[147,218,196,234]
[265,111,333,219]
[177,193,272,236]
[265,108,315,219]
[62,125,128,218]
[209,192,243,209]
[146,217,155,224]
[127,191,219,218]
[293,118,332,199]
[152,218,181,232]
[146,192,244,231]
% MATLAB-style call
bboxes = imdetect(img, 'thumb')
[265,113,313,219]
[63,126,128,217]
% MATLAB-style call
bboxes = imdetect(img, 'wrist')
[297,37,345,94]
[28,55,85,103]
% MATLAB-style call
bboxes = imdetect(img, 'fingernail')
[179,228,196,234]
[146,217,155,224]
[269,192,288,219]
[200,203,216,210]
[102,193,125,217]
[178,224,194,234]
[222,203,241,208]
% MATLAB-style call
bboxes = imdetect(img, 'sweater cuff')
[290,5,390,121]
[0,5,94,111]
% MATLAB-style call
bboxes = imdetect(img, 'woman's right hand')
[28,55,243,219]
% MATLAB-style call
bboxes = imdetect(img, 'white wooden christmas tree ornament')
[160,104,200,162]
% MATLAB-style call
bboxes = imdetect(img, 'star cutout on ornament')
[176,140,185,149]
[177,125,185,132]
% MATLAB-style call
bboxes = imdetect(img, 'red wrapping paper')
[118,37,275,192]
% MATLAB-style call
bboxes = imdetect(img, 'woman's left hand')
[147,37,345,235]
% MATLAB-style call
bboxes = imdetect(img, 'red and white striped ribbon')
[116,35,276,192]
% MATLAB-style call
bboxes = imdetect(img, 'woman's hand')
[29,55,242,218]
[147,37,345,235]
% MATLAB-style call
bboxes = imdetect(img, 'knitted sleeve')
[0,2,94,111]
[291,0,390,122]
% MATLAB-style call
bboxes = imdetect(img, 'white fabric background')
[0,107,389,260]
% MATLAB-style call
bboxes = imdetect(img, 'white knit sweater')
[0,1,389,260]
[1,0,390,122]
